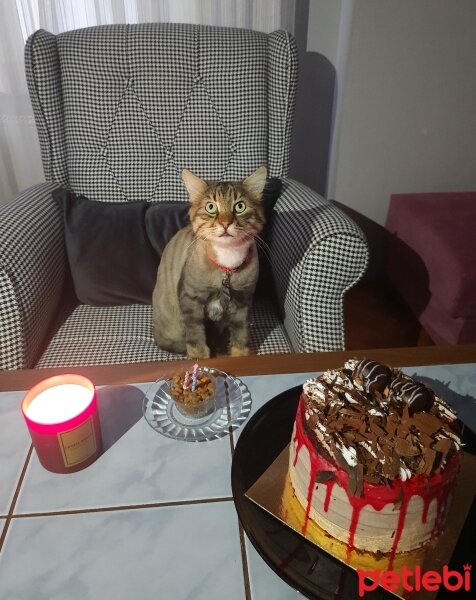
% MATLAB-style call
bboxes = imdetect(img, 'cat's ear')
[243,166,267,201]
[182,169,208,203]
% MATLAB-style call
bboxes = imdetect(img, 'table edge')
[2,345,476,392]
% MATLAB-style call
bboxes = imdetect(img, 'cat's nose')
[218,222,233,237]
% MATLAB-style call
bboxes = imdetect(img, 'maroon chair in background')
[385,192,476,345]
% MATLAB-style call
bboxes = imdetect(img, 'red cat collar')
[206,246,254,273]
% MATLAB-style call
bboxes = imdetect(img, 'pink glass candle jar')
[21,374,103,473]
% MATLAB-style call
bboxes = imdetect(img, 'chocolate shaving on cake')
[316,471,336,483]
[348,464,364,497]
[422,447,438,474]
[370,422,386,438]
[302,358,462,494]
[433,438,453,463]
[395,437,420,457]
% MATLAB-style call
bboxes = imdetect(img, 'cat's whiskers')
[239,229,273,267]
[185,231,210,253]
[254,234,272,257]
[184,236,201,253]
[235,226,270,255]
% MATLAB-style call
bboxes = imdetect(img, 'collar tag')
[221,271,232,306]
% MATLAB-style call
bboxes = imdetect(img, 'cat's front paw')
[230,345,250,357]
[186,344,211,359]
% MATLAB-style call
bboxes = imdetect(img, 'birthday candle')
[183,371,190,390]
[191,363,199,392]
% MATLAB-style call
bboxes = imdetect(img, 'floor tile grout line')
[238,523,252,600]
[10,496,235,519]
[3,379,250,593]
[0,444,33,553]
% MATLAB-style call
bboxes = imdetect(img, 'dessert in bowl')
[168,366,216,419]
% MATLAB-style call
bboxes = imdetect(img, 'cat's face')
[182,167,267,246]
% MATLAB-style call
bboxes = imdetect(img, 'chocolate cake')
[281,359,462,570]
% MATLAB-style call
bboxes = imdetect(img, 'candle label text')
[58,416,97,467]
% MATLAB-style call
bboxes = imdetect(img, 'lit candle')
[21,374,103,474]
[26,384,93,424]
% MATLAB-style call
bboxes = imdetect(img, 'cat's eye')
[205,202,217,215]
[234,201,247,214]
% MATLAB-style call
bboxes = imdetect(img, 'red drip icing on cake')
[292,386,459,569]
[323,479,335,513]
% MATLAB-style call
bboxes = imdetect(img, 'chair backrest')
[26,23,297,202]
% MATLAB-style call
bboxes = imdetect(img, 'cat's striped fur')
[152,167,267,359]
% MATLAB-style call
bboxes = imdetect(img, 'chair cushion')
[35,298,293,368]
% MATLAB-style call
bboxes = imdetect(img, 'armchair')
[0,23,368,370]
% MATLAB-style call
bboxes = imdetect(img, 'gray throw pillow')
[54,189,188,305]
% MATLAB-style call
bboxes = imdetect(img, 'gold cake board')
[246,444,476,600]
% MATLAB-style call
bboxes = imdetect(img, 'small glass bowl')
[167,369,217,419]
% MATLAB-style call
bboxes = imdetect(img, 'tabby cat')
[152,167,267,359]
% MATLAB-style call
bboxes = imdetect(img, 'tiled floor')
[1,365,475,599]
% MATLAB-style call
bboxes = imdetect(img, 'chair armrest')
[268,179,369,352]
[0,183,66,369]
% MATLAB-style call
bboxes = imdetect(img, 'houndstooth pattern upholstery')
[269,179,369,351]
[0,183,65,370]
[0,23,368,370]
[25,33,68,186]
[36,299,292,368]
[26,24,296,203]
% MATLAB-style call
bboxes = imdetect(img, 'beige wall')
[308,0,476,224]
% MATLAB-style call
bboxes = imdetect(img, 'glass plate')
[142,367,251,442]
